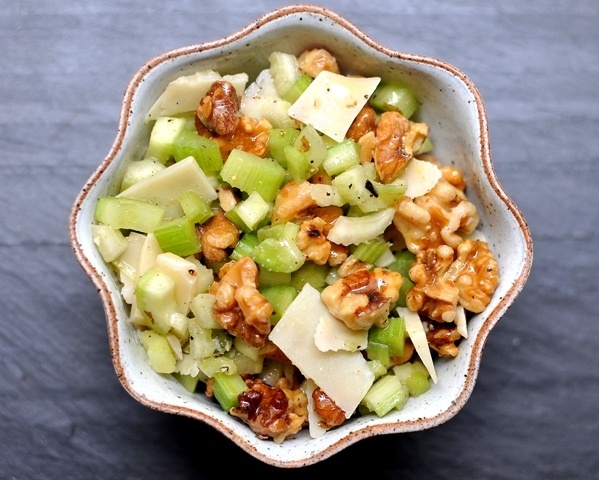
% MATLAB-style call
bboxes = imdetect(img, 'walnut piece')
[298,48,340,78]
[196,211,239,263]
[231,376,308,443]
[321,267,403,330]
[296,217,331,265]
[424,321,461,358]
[374,111,429,183]
[346,105,376,142]
[196,80,240,135]
[312,386,345,429]
[271,180,316,224]
[209,257,272,347]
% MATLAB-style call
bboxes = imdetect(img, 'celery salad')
[93,48,500,442]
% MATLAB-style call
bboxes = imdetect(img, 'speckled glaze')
[69,4,533,468]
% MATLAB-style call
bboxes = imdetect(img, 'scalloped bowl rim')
[69,4,533,468]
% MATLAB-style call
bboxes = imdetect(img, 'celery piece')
[199,356,237,378]
[322,139,360,177]
[367,359,388,379]
[225,191,271,232]
[179,190,213,225]
[172,130,223,173]
[220,149,286,203]
[268,127,300,167]
[268,51,301,98]
[185,257,215,293]
[145,116,187,164]
[290,262,329,291]
[211,372,248,412]
[174,373,201,393]
[94,196,165,233]
[188,318,216,359]
[396,276,415,308]
[412,359,430,378]
[366,341,391,368]
[392,362,415,382]
[92,224,128,263]
[293,124,327,171]
[417,136,434,155]
[135,267,178,334]
[361,374,408,417]
[406,371,431,397]
[332,165,387,213]
[369,82,419,119]
[153,217,201,257]
[284,144,312,182]
[120,158,166,191]
[282,73,313,103]
[251,238,305,273]
[260,284,298,324]
[351,237,390,264]
[226,348,264,375]
[369,316,405,358]
[258,269,291,287]
[373,182,407,206]
[257,221,300,243]
[212,330,233,354]
[139,330,177,374]
[233,336,261,361]
[387,249,416,277]
[326,207,395,246]
[189,293,219,329]
[229,232,259,260]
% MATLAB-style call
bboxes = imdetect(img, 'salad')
[93,48,500,442]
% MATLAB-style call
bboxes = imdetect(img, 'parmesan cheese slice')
[392,158,442,199]
[314,312,368,352]
[396,307,438,383]
[269,284,375,417]
[455,305,468,338]
[288,71,381,142]
[304,378,327,439]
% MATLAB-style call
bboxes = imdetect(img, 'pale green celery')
[369,82,419,119]
[367,359,388,379]
[326,207,395,246]
[145,116,187,164]
[189,293,220,329]
[153,217,201,257]
[188,318,215,359]
[120,158,166,191]
[387,249,416,277]
[230,233,259,260]
[225,191,271,232]
[135,267,178,335]
[257,222,300,243]
[406,371,431,396]
[212,330,233,355]
[211,372,248,411]
[179,190,213,225]
[220,149,287,203]
[139,330,177,374]
[284,144,312,182]
[268,51,300,98]
[322,139,360,176]
[233,337,261,362]
[366,341,390,368]
[293,124,327,171]
[373,182,407,206]
[172,130,223,173]
[92,224,128,263]
[393,360,431,397]
[174,373,201,393]
[282,73,313,103]
[260,284,298,324]
[361,374,408,417]
[332,165,387,213]
[199,356,238,378]
[417,136,434,155]
[268,127,300,168]
[392,362,415,382]
[290,262,329,291]
[94,196,165,233]
[225,348,264,375]
[351,237,390,264]
[368,316,406,358]
[251,238,305,273]
[258,269,291,287]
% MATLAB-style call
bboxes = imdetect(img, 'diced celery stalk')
[361,374,408,417]
[290,262,330,291]
[258,269,291,287]
[92,224,128,263]
[135,267,178,334]
[211,372,248,412]
[366,341,391,368]
[211,330,233,354]
[268,51,301,98]
[417,136,434,155]
[230,232,259,260]
[284,145,312,182]
[282,74,313,104]
[406,371,431,397]
[94,196,165,233]
[155,252,199,314]
[188,318,216,359]
[367,359,388,379]
[260,284,298,324]
[139,330,177,374]
[373,182,407,206]
[120,158,166,191]
[179,190,213,225]
[251,238,305,273]
[368,316,405,357]
[172,130,223,173]
[174,373,201,393]
[153,217,201,257]
[412,359,430,378]
[332,165,387,213]
[199,356,237,378]
[220,149,286,203]
[257,222,300,242]
[351,237,390,264]
[396,276,415,308]
[392,362,415,382]
[225,349,264,375]
[145,116,187,164]
[293,124,327,172]
[268,128,300,168]
[233,336,261,362]
[369,82,419,119]
[189,293,220,329]
[322,139,360,176]
[326,207,395,246]
[226,191,271,232]
[387,249,416,277]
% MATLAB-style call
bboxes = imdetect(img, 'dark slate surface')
[1,1,598,478]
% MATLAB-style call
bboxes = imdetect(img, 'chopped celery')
[172,130,223,173]
[369,82,419,119]
[417,136,434,155]
[229,232,259,260]
[92,224,128,263]
[351,237,390,264]
[94,196,165,233]
[260,284,298,324]
[258,269,291,287]
[251,238,305,273]
[268,127,300,167]
[396,276,415,308]
[406,371,431,397]
[179,190,213,225]
[199,356,237,378]
[189,293,219,329]
[225,348,264,375]
[373,182,407,206]
[212,372,248,411]
[174,373,201,393]
[135,267,178,334]
[322,139,360,176]
[120,158,166,191]
[361,374,408,417]
[257,222,300,243]
[368,316,406,358]
[233,336,262,361]
[268,51,301,98]
[284,144,312,182]
[145,116,187,164]
[220,149,286,203]
[367,359,388,379]
[332,165,387,213]
[327,207,395,246]
[225,191,271,232]
[153,217,201,257]
[139,330,177,374]
[293,124,327,171]
[282,73,313,103]
[290,262,329,291]
[366,341,390,368]
[387,249,416,277]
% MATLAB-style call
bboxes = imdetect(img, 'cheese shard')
[314,313,368,352]
[396,307,438,383]
[455,305,468,338]
[392,158,442,199]
[269,284,375,417]
[288,71,381,142]
[304,378,327,439]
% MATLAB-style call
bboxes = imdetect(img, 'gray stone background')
[1,1,597,478]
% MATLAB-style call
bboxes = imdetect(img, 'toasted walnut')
[392,173,479,254]
[424,321,461,358]
[389,340,415,366]
[407,239,499,323]
[312,387,345,429]
[231,376,308,443]
[196,80,240,135]
[328,243,349,267]
[196,212,240,263]
[298,48,340,78]
[296,217,331,265]
[374,111,429,183]
[321,267,403,330]
[271,180,316,224]
[346,105,377,142]
[209,257,272,347]
[335,255,370,278]
[357,131,376,164]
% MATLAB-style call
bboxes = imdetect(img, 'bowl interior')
[70,5,532,468]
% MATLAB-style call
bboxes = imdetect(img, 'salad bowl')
[69,4,533,468]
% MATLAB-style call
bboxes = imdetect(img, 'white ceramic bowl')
[69,4,533,468]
